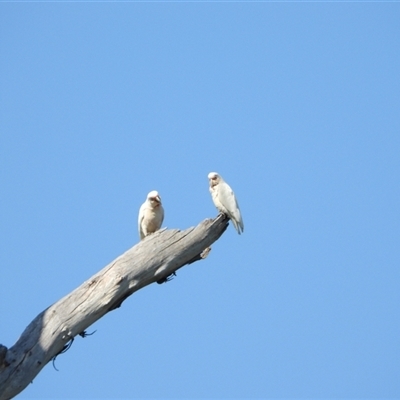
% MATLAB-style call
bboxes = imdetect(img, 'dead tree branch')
[0,214,229,400]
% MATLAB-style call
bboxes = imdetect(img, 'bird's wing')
[218,182,244,232]
[159,205,165,227]
[138,203,146,240]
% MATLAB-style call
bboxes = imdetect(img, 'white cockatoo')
[208,172,244,234]
[138,190,164,240]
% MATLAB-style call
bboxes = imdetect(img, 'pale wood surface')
[0,215,228,399]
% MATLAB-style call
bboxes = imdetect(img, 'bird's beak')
[156,196,161,203]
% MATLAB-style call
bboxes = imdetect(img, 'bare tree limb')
[0,214,229,400]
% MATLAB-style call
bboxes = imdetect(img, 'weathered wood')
[0,215,229,399]
[0,347,7,369]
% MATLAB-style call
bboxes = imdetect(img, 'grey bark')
[0,214,229,399]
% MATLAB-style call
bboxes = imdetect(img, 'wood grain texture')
[0,214,229,399]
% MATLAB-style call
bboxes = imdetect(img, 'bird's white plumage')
[138,190,164,240]
[208,172,244,234]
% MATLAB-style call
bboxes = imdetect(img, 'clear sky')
[1,2,399,399]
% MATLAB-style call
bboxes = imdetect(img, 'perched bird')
[208,172,244,234]
[138,190,164,240]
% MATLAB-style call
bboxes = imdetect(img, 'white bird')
[208,172,244,234]
[138,190,164,240]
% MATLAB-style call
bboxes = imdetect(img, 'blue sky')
[1,2,399,399]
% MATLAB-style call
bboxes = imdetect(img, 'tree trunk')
[0,215,229,399]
